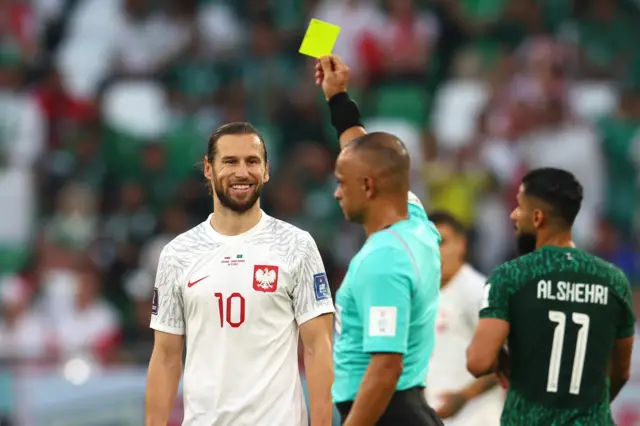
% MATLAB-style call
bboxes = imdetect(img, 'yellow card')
[299,19,341,58]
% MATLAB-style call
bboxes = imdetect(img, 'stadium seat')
[0,168,35,274]
[56,36,114,100]
[568,82,619,121]
[164,120,209,181]
[370,84,429,128]
[102,81,169,140]
[66,0,121,40]
[432,80,489,149]
[56,0,121,99]
[102,127,144,180]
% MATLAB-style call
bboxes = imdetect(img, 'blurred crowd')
[0,0,639,380]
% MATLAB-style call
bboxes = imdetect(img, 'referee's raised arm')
[315,56,367,149]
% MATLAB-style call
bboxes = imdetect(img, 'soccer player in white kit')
[145,122,335,426]
[425,212,504,426]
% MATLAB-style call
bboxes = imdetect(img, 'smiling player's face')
[204,134,269,213]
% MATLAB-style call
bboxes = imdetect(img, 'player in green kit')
[314,55,444,426]
[467,168,635,426]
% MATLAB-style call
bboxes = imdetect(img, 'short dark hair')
[521,167,583,227]
[207,122,267,163]
[349,132,410,192]
[429,210,467,236]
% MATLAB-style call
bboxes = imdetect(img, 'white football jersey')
[150,212,335,426]
[425,264,504,426]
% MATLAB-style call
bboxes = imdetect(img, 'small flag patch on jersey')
[368,306,397,337]
[313,272,330,301]
[151,288,158,315]
[253,265,279,293]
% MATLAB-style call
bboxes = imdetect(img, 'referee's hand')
[315,55,349,100]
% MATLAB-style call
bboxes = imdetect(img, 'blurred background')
[0,0,638,424]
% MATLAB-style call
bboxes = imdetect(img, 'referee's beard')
[213,178,263,213]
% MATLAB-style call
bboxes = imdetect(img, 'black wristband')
[328,92,363,138]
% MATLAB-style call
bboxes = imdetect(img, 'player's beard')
[213,178,263,213]
[516,231,538,256]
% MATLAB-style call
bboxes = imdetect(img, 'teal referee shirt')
[332,193,441,403]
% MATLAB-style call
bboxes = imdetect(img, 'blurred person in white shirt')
[146,122,334,426]
[53,263,121,364]
[0,45,45,169]
[312,0,384,80]
[0,275,49,362]
[425,211,504,426]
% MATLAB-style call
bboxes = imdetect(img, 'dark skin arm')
[436,374,500,419]
[342,353,403,426]
[467,318,510,378]
[609,336,633,402]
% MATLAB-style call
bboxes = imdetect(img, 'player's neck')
[536,230,575,250]
[441,262,465,288]
[363,201,409,237]
[210,203,263,236]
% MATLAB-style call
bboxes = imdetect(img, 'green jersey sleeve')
[479,266,511,322]
[613,269,636,339]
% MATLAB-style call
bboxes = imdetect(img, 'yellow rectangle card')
[299,19,341,58]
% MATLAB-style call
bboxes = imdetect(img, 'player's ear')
[203,156,213,180]
[532,208,545,228]
[264,160,270,183]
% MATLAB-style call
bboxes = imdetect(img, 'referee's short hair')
[428,210,467,236]
[348,132,410,193]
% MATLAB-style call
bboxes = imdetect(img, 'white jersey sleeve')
[150,246,186,335]
[464,268,487,331]
[291,232,335,325]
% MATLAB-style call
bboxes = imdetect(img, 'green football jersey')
[480,246,636,426]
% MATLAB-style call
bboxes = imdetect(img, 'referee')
[315,55,444,426]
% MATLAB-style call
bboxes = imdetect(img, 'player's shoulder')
[580,251,626,278]
[255,215,318,249]
[160,220,218,262]
[263,215,315,240]
[248,214,321,266]
[487,255,529,285]
[581,252,631,292]
[459,264,487,286]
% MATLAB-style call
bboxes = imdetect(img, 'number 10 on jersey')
[215,293,246,327]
